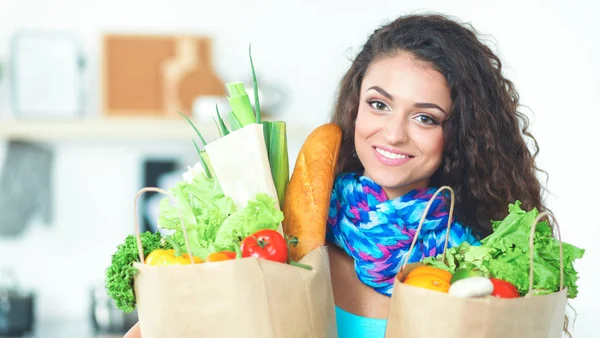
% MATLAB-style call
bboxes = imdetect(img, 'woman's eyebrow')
[367,86,393,100]
[414,103,448,115]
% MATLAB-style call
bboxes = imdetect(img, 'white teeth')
[375,147,409,159]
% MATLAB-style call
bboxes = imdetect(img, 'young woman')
[123,13,547,338]
[325,13,546,337]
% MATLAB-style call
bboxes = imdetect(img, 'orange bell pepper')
[206,251,237,262]
[145,249,203,266]
[402,265,452,293]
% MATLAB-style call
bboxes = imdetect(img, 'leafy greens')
[157,171,283,260]
[423,201,585,298]
[105,231,171,312]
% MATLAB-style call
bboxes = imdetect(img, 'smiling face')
[354,52,452,199]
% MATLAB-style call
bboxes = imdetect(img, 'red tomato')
[490,278,520,298]
[241,229,288,264]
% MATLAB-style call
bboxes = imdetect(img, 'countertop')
[1,320,127,338]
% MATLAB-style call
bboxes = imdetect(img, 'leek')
[177,45,290,207]
[247,46,289,208]
[214,104,230,136]
[249,44,261,124]
[178,111,212,178]
[177,111,207,146]
[191,140,213,178]
[263,121,289,208]
[226,82,255,127]
[199,149,215,178]
[228,111,243,131]
[231,45,289,208]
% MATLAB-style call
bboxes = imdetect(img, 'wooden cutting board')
[102,34,225,117]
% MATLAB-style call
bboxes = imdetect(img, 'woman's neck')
[378,179,431,200]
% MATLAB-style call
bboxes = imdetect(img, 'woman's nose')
[383,117,408,144]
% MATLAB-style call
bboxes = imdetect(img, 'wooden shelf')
[0,117,315,142]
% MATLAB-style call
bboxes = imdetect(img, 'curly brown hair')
[330,13,547,238]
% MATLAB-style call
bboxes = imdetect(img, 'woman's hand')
[123,322,141,338]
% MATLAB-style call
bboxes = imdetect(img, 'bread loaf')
[282,123,342,261]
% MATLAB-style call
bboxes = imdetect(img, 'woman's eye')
[415,115,438,125]
[368,100,389,111]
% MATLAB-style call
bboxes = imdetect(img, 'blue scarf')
[326,173,479,296]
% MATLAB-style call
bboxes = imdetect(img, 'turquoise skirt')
[335,306,387,338]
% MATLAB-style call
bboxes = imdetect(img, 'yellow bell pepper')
[145,249,202,266]
[402,265,452,293]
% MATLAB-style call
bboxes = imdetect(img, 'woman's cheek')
[355,108,379,137]
[417,128,445,159]
[354,110,377,161]
[354,110,368,139]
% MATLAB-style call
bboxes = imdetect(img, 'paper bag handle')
[133,187,196,264]
[400,185,455,272]
[528,210,564,293]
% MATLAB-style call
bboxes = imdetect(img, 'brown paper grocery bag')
[131,187,338,338]
[385,186,568,338]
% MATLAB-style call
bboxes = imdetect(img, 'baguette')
[282,123,342,261]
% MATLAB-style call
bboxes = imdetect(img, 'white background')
[0,0,598,336]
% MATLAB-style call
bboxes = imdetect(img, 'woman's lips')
[373,146,413,166]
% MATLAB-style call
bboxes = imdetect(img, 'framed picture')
[9,31,85,119]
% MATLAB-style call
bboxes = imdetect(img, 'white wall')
[0,0,598,336]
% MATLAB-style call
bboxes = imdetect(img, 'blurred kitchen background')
[0,0,598,337]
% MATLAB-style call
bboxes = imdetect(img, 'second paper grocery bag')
[385,187,581,338]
